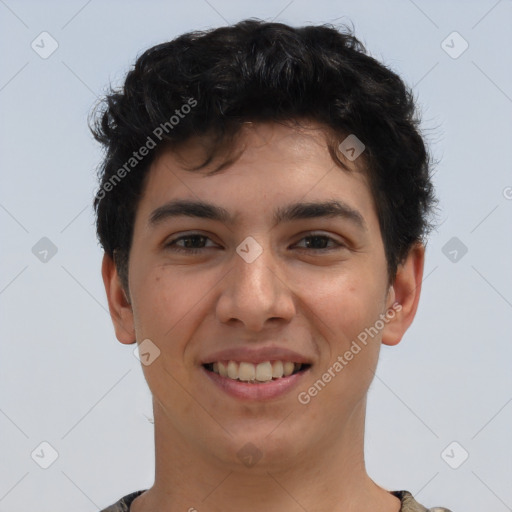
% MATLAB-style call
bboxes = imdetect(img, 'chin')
[209,427,306,472]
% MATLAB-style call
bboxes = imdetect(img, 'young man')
[93,19,449,512]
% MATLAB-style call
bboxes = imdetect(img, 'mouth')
[202,360,311,383]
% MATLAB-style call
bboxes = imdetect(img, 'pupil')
[186,235,204,248]
[307,236,326,249]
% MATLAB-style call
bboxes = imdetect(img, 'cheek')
[131,268,182,340]
[130,270,201,394]
[307,272,386,398]
[310,274,383,340]
[131,266,213,352]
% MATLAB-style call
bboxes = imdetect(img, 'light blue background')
[1,1,511,511]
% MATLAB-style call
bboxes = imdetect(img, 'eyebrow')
[149,199,367,231]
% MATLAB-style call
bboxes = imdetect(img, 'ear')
[381,242,425,346]
[101,253,136,344]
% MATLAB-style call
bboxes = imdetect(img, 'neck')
[132,398,400,512]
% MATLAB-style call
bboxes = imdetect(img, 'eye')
[293,233,346,252]
[164,233,218,254]
[163,232,346,255]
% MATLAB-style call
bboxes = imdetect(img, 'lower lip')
[201,366,310,401]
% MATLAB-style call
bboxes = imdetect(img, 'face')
[104,121,423,471]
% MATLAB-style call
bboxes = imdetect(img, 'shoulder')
[391,490,453,512]
[101,489,453,512]
[100,490,146,512]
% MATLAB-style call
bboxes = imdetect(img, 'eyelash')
[164,233,346,254]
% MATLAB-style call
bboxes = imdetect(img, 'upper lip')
[201,346,313,365]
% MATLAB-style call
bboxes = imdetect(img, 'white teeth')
[209,360,305,382]
[238,362,256,381]
[255,361,273,382]
[272,360,283,378]
[283,361,295,376]
[227,361,238,379]
[218,361,228,377]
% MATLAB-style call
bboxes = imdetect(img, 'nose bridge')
[216,238,295,330]
[236,244,276,297]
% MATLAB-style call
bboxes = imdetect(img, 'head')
[92,19,437,470]
[92,19,436,294]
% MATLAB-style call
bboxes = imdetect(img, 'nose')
[215,242,296,331]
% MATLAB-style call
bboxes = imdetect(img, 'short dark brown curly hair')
[90,18,437,290]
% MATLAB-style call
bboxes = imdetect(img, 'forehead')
[137,122,378,232]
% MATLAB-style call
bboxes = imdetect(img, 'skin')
[103,121,425,512]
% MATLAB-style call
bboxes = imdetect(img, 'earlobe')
[381,243,425,347]
[101,253,136,344]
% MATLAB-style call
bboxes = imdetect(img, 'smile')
[202,360,311,401]
[203,360,310,382]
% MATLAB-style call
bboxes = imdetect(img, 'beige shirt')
[100,489,452,511]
